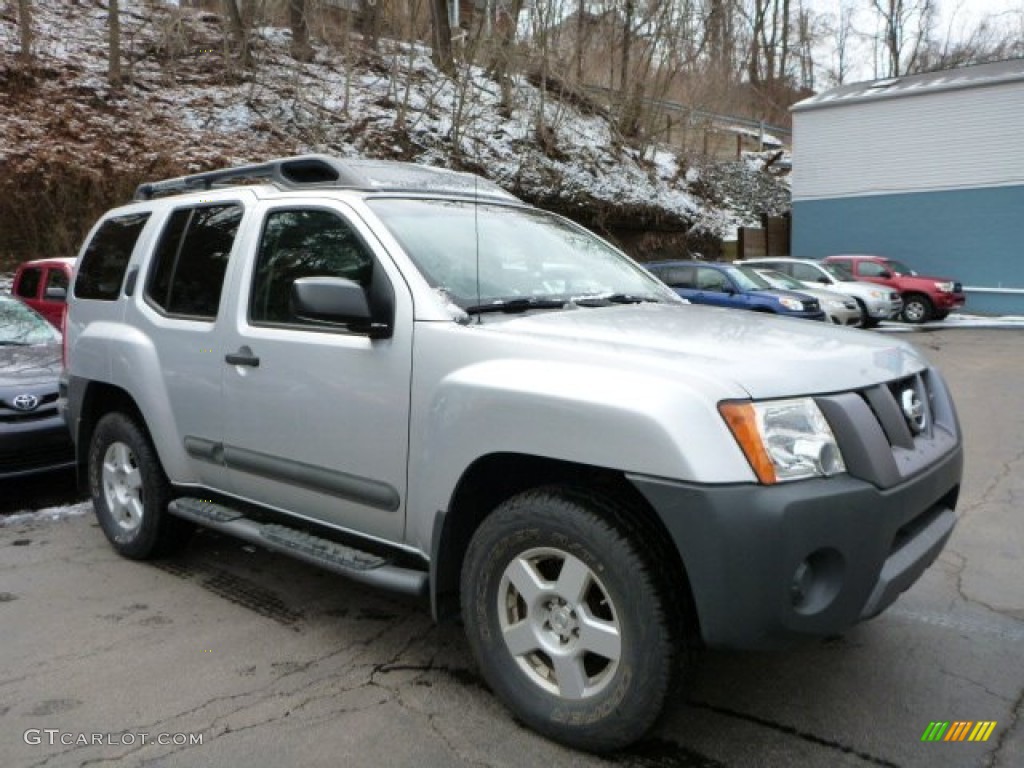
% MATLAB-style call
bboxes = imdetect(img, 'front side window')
[250,208,374,326]
[15,268,41,299]
[858,261,888,277]
[367,199,676,309]
[697,268,730,292]
[75,213,150,300]
[146,204,242,319]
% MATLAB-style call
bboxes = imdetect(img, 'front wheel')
[88,412,193,559]
[902,294,934,324]
[460,488,679,752]
[854,298,878,328]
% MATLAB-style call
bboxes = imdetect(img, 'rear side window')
[146,204,243,320]
[75,213,151,300]
[15,268,41,299]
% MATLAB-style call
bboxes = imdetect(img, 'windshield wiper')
[0,340,31,346]
[574,293,663,307]
[463,297,568,315]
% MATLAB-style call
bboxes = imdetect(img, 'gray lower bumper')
[628,444,962,650]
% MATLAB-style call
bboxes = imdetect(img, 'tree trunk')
[429,0,455,75]
[288,0,314,61]
[109,0,122,88]
[18,0,32,65]
[223,0,252,67]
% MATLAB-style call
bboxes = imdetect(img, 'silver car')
[754,267,862,326]
[740,257,902,327]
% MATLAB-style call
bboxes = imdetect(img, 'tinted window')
[652,266,695,288]
[45,268,69,300]
[147,204,242,319]
[858,261,888,277]
[75,213,150,300]
[15,268,41,299]
[791,263,824,282]
[696,268,729,292]
[250,209,373,326]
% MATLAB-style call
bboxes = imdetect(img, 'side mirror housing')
[291,277,392,339]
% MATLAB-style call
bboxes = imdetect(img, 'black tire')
[933,311,950,321]
[460,487,679,752]
[88,412,193,560]
[901,294,934,324]
[853,298,879,328]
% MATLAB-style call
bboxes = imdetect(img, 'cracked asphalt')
[1,328,1021,768]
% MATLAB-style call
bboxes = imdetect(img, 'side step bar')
[168,497,428,597]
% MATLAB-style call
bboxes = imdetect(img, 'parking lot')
[1,326,1021,768]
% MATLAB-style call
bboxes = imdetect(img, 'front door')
[221,203,413,543]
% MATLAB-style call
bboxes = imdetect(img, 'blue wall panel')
[793,185,1024,315]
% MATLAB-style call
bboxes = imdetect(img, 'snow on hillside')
[0,0,789,245]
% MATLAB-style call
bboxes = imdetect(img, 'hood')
[0,343,63,387]
[481,303,926,399]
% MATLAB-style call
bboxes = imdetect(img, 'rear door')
[220,201,413,543]
[13,266,44,316]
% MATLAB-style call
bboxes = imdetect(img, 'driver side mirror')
[877,270,892,279]
[291,276,393,339]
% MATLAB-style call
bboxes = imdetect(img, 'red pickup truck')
[823,255,965,324]
[11,257,76,329]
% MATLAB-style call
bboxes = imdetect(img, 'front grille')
[806,300,820,312]
[0,392,59,422]
[889,292,900,301]
[815,368,959,490]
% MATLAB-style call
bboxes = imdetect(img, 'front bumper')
[0,416,75,480]
[628,442,962,650]
[865,297,903,319]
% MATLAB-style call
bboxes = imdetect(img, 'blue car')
[647,260,826,321]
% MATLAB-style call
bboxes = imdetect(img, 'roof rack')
[133,154,519,203]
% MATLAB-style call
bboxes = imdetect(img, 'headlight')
[779,297,804,311]
[720,398,846,484]
[868,290,885,298]
[934,281,954,293]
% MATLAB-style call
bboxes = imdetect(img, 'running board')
[167,497,427,597]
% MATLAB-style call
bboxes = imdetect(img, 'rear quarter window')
[75,213,151,300]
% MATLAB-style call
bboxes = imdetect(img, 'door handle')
[225,346,260,367]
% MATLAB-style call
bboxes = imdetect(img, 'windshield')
[723,265,772,291]
[0,297,60,345]
[366,199,677,309]
[755,269,802,290]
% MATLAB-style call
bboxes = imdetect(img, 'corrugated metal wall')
[793,81,1024,202]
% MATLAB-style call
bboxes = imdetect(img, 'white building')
[790,59,1024,314]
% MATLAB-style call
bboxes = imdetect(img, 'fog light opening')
[789,548,845,615]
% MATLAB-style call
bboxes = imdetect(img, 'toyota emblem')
[900,389,927,434]
[12,393,40,412]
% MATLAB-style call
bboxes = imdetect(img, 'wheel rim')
[497,547,622,700]
[904,300,926,322]
[101,441,144,533]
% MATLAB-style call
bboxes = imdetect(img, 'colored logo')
[921,721,997,742]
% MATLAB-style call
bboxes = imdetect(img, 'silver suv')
[62,156,963,751]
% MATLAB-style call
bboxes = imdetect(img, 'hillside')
[0,0,790,267]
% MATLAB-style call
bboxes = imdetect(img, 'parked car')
[63,155,962,751]
[0,294,75,479]
[740,257,902,327]
[647,260,826,321]
[12,257,76,328]
[822,255,966,324]
[753,268,862,326]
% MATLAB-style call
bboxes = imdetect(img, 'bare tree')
[870,0,936,77]
[18,0,32,65]
[109,0,122,88]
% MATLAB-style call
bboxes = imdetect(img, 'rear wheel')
[460,487,680,752]
[88,412,193,559]
[901,294,934,324]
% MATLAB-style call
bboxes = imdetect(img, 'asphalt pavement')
[1,327,1021,768]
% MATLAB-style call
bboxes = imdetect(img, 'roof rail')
[133,154,519,202]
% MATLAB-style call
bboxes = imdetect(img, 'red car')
[823,255,965,324]
[11,257,76,328]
